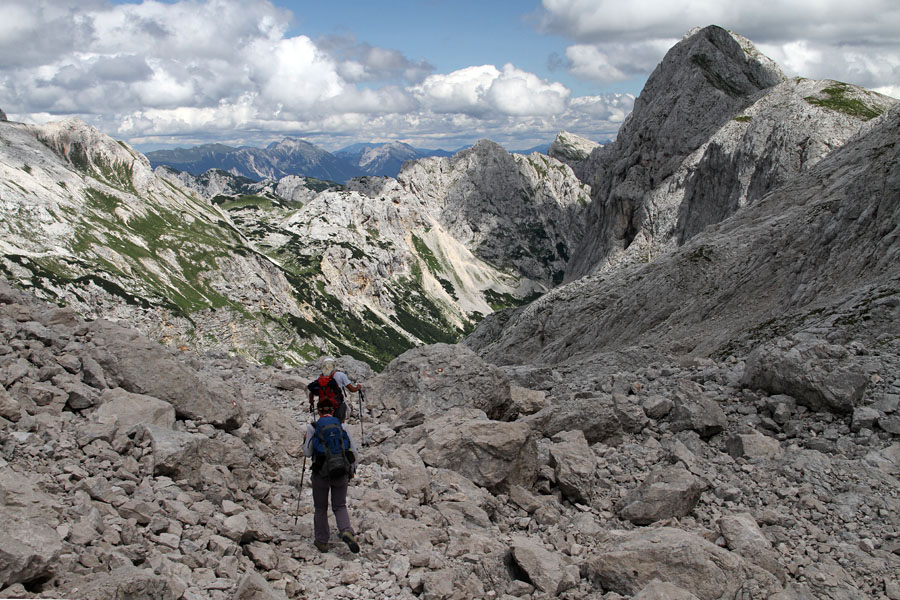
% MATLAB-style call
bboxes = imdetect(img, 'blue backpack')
[312,416,353,478]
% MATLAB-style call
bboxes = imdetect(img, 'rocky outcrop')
[567,25,895,279]
[583,527,782,599]
[466,101,900,373]
[548,130,600,176]
[399,139,590,285]
[741,336,870,413]
[367,342,514,427]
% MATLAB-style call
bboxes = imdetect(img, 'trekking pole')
[294,405,316,526]
[294,453,306,527]
[358,388,365,446]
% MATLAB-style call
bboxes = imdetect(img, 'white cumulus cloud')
[0,0,634,150]
[539,0,900,92]
[413,64,570,117]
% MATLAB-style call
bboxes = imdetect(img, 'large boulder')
[0,470,63,589]
[523,395,622,444]
[582,527,782,599]
[666,380,727,439]
[95,388,176,430]
[136,425,201,477]
[418,409,537,491]
[616,466,705,525]
[741,336,868,413]
[368,343,513,428]
[509,536,579,595]
[89,319,244,429]
[64,567,177,600]
[548,429,597,504]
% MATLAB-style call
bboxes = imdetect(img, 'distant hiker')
[302,401,361,554]
[307,357,363,423]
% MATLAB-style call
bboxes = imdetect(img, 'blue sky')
[288,0,641,97]
[3,0,899,152]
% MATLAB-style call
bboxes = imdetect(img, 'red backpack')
[310,372,344,410]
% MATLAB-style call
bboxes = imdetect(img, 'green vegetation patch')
[411,234,444,277]
[804,83,884,120]
[733,116,753,122]
[483,288,543,312]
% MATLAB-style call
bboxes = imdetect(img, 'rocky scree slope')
[0,118,587,368]
[1,279,899,600]
[566,25,897,279]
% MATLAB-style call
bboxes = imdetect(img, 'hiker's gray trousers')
[311,472,353,543]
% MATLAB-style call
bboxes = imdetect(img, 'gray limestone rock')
[139,425,201,477]
[65,567,177,600]
[509,536,578,595]
[718,513,785,581]
[741,338,869,413]
[726,432,783,460]
[668,392,728,439]
[387,444,430,502]
[95,388,176,430]
[0,471,63,589]
[509,385,546,416]
[369,343,513,428]
[633,580,701,600]
[89,319,244,429]
[548,429,597,504]
[233,570,288,600]
[583,527,782,599]
[523,394,622,444]
[418,410,537,491]
[0,386,20,422]
[616,466,706,525]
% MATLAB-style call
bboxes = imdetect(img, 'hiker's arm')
[301,425,315,457]
[346,382,363,393]
[346,426,359,477]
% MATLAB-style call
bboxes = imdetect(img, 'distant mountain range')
[146,138,558,184]
[147,139,488,183]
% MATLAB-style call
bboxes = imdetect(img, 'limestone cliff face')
[565,25,895,280]
[466,104,900,366]
[400,140,590,286]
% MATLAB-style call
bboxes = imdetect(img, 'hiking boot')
[314,541,328,553]
[340,530,360,553]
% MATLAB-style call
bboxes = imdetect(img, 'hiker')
[302,401,361,554]
[307,356,363,422]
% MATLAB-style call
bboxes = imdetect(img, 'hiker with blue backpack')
[302,400,361,553]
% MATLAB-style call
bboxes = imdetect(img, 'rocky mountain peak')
[0,108,7,122]
[265,137,320,155]
[565,25,895,280]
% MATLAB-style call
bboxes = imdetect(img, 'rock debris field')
[1,278,899,600]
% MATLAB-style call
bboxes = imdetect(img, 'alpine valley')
[1,25,900,600]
